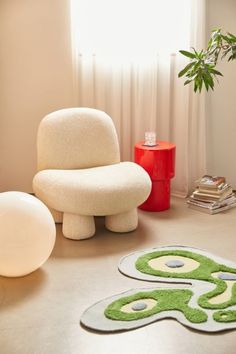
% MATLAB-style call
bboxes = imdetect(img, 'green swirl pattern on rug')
[134,249,236,320]
[105,249,236,324]
[105,288,207,323]
[81,247,236,332]
[213,310,236,322]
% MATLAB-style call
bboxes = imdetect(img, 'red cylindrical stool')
[134,141,176,211]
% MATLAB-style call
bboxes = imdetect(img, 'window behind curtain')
[70,0,191,61]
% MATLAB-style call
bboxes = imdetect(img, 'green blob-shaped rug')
[81,246,236,333]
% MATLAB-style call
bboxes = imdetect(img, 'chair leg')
[48,207,63,224]
[105,208,138,233]
[62,213,95,240]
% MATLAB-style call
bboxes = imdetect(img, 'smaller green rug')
[81,246,236,333]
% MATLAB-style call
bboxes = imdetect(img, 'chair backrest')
[37,108,120,171]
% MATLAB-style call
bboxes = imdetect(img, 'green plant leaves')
[179,50,196,59]
[179,28,236,93]
[178,62,195,77]
[210,69,223,76]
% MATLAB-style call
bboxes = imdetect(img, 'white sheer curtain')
[70,0,206,196]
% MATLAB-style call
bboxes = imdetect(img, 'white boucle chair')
[33,108,151,240]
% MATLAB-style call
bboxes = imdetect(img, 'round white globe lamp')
[0,191,56,277]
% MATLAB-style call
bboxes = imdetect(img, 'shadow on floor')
[0,269,47,311]
[51,216,154,260]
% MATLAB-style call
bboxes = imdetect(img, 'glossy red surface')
[134,141,176,211]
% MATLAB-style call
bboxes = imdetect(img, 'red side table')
[134,141,176,211]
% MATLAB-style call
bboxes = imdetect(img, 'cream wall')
[0,0,74,192]
[206,0,236,188]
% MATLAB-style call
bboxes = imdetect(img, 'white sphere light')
[0,191,56,277]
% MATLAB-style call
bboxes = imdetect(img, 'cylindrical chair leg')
[105,208,138,233]
[48,207,63,224]
[63,213,95,240]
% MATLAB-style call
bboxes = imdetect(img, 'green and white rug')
[81,246,236,333]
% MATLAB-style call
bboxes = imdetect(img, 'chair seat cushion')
[33,162,151,216]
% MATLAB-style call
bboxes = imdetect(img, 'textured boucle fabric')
[37,108,120,171]
[63,214,95,240]
[105,209,138,232]
[34,107,152,238]
[33,162,151,216]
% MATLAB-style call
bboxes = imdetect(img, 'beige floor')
[1,197,236,354]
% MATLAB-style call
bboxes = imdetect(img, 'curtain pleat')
[71,0,206,196]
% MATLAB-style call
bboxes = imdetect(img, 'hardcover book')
[198,183,230,194]
[197,175,226,189]
[192,187,233,202]
[187,194,236,209]
[188,202,236,214]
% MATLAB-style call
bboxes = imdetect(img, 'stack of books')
[187,175,236,214]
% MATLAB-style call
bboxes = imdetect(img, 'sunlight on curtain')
[71,0,190,58]
[70,0,206,196]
